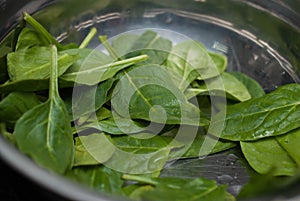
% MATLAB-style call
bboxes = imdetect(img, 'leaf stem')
[122,174,159,186]
[50,45,58,98]
[24,12,61,49]
[79,27,97,49]
[98,35,121,60]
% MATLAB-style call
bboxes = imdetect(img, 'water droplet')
[165,16,173,24]
[226,153,238,161]
[217,174,234,183]
[228,185,243,196]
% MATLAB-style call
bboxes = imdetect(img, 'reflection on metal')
[74,12,121,31]
[212,41,228,53]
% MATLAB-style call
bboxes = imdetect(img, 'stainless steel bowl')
[1,0,300,200]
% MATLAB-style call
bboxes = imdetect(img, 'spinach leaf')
[170,131,236,160]
[111,33,139,57]
[166,41,226,91]
[66,165,124,194]
[73,133,115,167]
[7,46,78,81]
[112,64,209,126]
[122,175,233,201]
[14,45,74,173]
[120,30,172,65]
[240,137,298,176]
[98,115,147,135]
[0,78,75,93]
[0,92,41,126]
[229,71,265,98]
[186,72,251,102]
[276,128,300,166]
[123,184,154,201]
[0,45,11,84]
[210,84,300,141]
[238,171,300,200]
[60,49,148,85]
[63,78,115,120]
[24,13,77,50]
[104,133,183,174]
[15,27,49,50]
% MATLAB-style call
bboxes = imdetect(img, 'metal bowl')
[1,0,300,200]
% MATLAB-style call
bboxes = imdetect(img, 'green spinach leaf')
[210,84,300,141]
[14,45,74,173]
[0,92,41,126]
[73,133,115,167]
[186,72,251,102]
[66,165,124,194]
[229,72,265,98]
[166,41,226,91]
[240,137,298,176]
[112,64,209,126]
[123,175,233,201]
[7,46,78,81]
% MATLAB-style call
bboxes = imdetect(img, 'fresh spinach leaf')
[7,46,78,81]
[170,131,236,160]
[111,33,139,58]
[276,128,300,166]
[73,133,115,167]
[63,78,115,120]
[66,165,124,194]
[98,115,147,135]
[229,71,265,98]
[210,84,300,141]
[123,175,233,201]
[14,45,74,173]
[238,171,300,200]
[24,13,77,50]
[240,137,298,176]
[122,30,172,65]
[186,72,251,102]
[166,41,226,91]
[60,49,148,85]
[112,64,209,126]
[15,27,49,50]
[104,133,183,174]
[0,92,41,126]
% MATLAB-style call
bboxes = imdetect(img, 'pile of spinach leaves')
[0,13,300,201]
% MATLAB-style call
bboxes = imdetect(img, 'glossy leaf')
[276,128,300,166]
[186,72,251,102]
[0,92,41,125]
[98,115,146,135]
[240,137,297,176]
[166,41,226,91]
[112,33,139,57]
[24,12,77,50]
[15,27,48,50]
[170,130,236,160]
[105,133,183,174]
[60,48,148,85]
[238,171,300,199]
[229,72,265,98]
[210,84,300,141]
[7,46,78,81]
[14,45,74,173]
[0,78,73,93]
[66,165,124,194]
[123,175,233,201]
[119,30,172,65]
[112,65,209,126]
[73,133,115,167]
[63,78,115,120]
